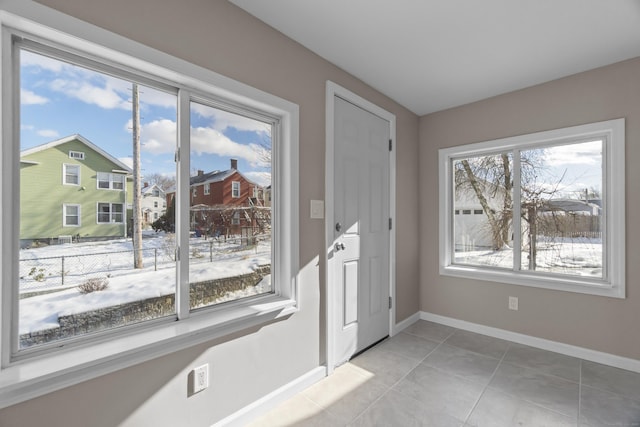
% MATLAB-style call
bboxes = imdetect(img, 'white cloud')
[37,129,60,138]
[21,51,64,72]
[191,126,261,164]
[50,78,130,110]
[21,124,35,131]
[21,89,49,105]
[139,86,177,110]
[118,157,133,169]
[129,118,263,165]
[543,140,602,167]
[191,103,270,134]
[243,171,271,187]
[139,119,177,154]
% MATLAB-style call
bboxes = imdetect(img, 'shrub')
[78,277,109,294]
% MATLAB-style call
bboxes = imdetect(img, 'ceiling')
[229,0,640,116]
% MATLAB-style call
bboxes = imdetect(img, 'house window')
[3,3,298,403]
[63,164,80,185]
[232,181,240,198]
[439,119,625,298]
[192,187,197,198]
[253,186,259,198]
[97,203,124,223]
[204,183,210,195]
[63,204,81,227]
[69,151,85,160]
[97,172,125,190]
[231,211,240,225]
[154,201,158,208]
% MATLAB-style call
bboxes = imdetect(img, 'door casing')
[325,81,396,373]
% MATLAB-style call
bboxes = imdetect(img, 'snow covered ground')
[455,236,602,277]
[19,232,271,335]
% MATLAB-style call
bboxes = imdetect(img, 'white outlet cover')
[508,296,519,311]
[310,200,324,219]
[192,364,209,394]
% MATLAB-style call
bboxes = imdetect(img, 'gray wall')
[0,1,420,426]
[420,57,640,361]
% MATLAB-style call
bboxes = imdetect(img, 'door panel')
[333,96,390,365]
[343,261,359,327]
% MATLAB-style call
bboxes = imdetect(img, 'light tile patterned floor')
[247,320,640,426]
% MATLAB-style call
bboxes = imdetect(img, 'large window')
[97,172,125,190]
[1,2,298,406]
[439,119,625,298]
[97,203,124,223]
[63,164,79,185]
[63,204,81,227]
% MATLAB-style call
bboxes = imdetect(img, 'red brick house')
[167,159,269,238]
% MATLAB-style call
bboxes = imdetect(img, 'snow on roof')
[141,183,166,196]
[20,134,132,173]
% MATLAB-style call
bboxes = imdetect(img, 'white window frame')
[203,182,210,195]
[96,202,124,224]
[62,203,81,227]
[68,150,85,160]
[231,181,240,198]
[62,163,80,186]
[439,119,625,298]
[231,211,240,225]
[97,172,124,190]
[0,1,299,409]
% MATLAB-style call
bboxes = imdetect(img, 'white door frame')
[325,81,396,374]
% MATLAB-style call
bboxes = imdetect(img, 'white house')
[140,183,166,228]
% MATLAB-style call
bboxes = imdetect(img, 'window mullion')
[176,89,191,320]
[512,150,522,272]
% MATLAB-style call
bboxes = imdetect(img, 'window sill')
[0,295,297,409]
[440,264,624,299]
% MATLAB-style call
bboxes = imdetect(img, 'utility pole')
[132,83,143,269]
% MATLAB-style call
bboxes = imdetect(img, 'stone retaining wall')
[20,265,270,348]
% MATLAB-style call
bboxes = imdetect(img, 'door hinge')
[389,296,393,309]
[389,217,392,230]
[389,139,393,151]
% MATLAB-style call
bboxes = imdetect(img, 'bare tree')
[455,149,557,253]
[143,172,176,191]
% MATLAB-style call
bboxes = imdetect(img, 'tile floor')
[247,320,640,426]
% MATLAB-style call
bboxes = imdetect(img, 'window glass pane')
[453,153,513,268]
[65,205,79,226]
[19,48,177,349]
[188,101,273,312]
[112,174,124,190]
[65,165,79,184]
[519,141,603,277]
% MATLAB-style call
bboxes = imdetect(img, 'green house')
[20,134,133,245]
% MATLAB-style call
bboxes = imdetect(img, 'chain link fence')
[19,233,271,296]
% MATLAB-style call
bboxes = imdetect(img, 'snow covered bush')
[77,277,109,294]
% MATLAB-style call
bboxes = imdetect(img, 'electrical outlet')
[310,200,324,219]
[191,364,209,395]
[508,296,519,311]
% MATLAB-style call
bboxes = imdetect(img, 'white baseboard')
[213,366,327,427]
[419,311,640,373]
[393,312,421,336]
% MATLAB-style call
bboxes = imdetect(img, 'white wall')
[0,1,420,425]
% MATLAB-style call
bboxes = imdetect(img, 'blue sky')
[19,49,271,186]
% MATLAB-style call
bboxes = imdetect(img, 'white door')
[333,96,390,365]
